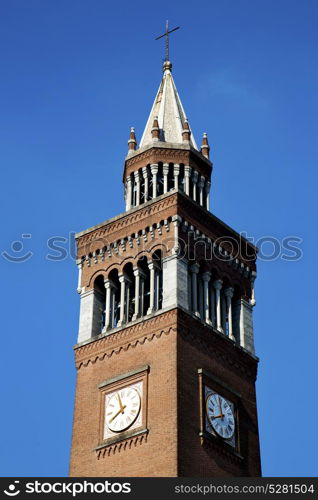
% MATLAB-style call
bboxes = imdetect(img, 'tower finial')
[182,118,191,143]
[151,116,160,141]
[155,21,180,65]
[201,132,210,159]
[127,127,137,154]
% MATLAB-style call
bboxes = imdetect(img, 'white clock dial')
[206,393,235,439]
[106,386,141,433]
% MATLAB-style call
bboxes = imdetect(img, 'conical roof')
[139,61,198,150]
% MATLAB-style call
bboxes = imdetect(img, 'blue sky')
[0,0,317,477]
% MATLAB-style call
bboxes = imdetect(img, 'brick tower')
[69,58,261,477]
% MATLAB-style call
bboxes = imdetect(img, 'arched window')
[152,250,163,311]
[137,256,150,316]
[108,269,120,329]
[93,275,106,335]
[122,263,135,323]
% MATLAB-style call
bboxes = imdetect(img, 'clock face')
[105,386,141,433]
[206,393,235,439]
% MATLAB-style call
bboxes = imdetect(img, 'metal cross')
[155,20,180,61]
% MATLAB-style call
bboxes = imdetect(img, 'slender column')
[151,163,158,199]
[192,170,199,201]
[142,167,149,203]
[125,175,132,210]
[205,180,211,210]
[132,268,141,321]
[76,260,83,294]
[163,163,169,193]
[140,275,145,316]
[200,278,205,319]
[172,214,181,255]
[173,164,180,190]
[118,274,127,327]
[213,279,223,332]
[132,268,146,321]
[250,272,257,306]
[225,287,235,341]
[155,269,161,310]
[125,280,131,321]
[110,287,117,327]
[221,293,227,332]
[190,263,200,317]
[184,166,192,196]
[104,280,112,330]
[202,272,212,325]
[198,176,205,206]
[210,285,216,326]
[134,171,141,206]
[147,261,156,315]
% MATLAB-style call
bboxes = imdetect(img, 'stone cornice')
[124,142,212,168]
[74,309,177,369]
[76,191,177,245]
[177,309,258,381]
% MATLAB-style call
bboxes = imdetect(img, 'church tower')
[70,57,261,477]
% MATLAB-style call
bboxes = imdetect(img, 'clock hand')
[218,396,223,420]
[211,414,225,419]
[109,404,127,423]
[117,393,125,411]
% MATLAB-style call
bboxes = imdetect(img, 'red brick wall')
[70,311,178,477]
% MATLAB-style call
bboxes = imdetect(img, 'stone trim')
[96,429,148,459]
[75,309,177,369]
[199,431,244,466]
[198,368,242,398]
[76,191,177,242]
[98,365,150,389]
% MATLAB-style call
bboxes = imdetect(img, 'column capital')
[142,166,149,178]
[172,214,182,226]
[192,170,199,183]
[190,263,200,274]
[250,270,257,282]
[118,273,131,284]
[198,175,205,188]
[202,271,211,282]
[147,260,160,271]
[224,286,234,298]
[173,163,180,175]
[126,175,132,185]
[150,163,159,174]
[213,279,223,290]
[162,163,169,174]
[133,267,147,279]
[104,279,115,290]
[184,165,192,177]
[205,180,211,193]
[134,171,141,181]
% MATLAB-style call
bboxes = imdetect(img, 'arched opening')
[108,269,120,329]
[93,275,106,335]
[221,277,231,336]
[157,163,164,197]
[168,163,174,192]
[137,256,150,316]
[152,249,163,311]
[122,262,135,323]
[178,164,185,192]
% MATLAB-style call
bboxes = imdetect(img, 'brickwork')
[70,307,261,477]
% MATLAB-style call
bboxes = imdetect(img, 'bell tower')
[69,57,261,477]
